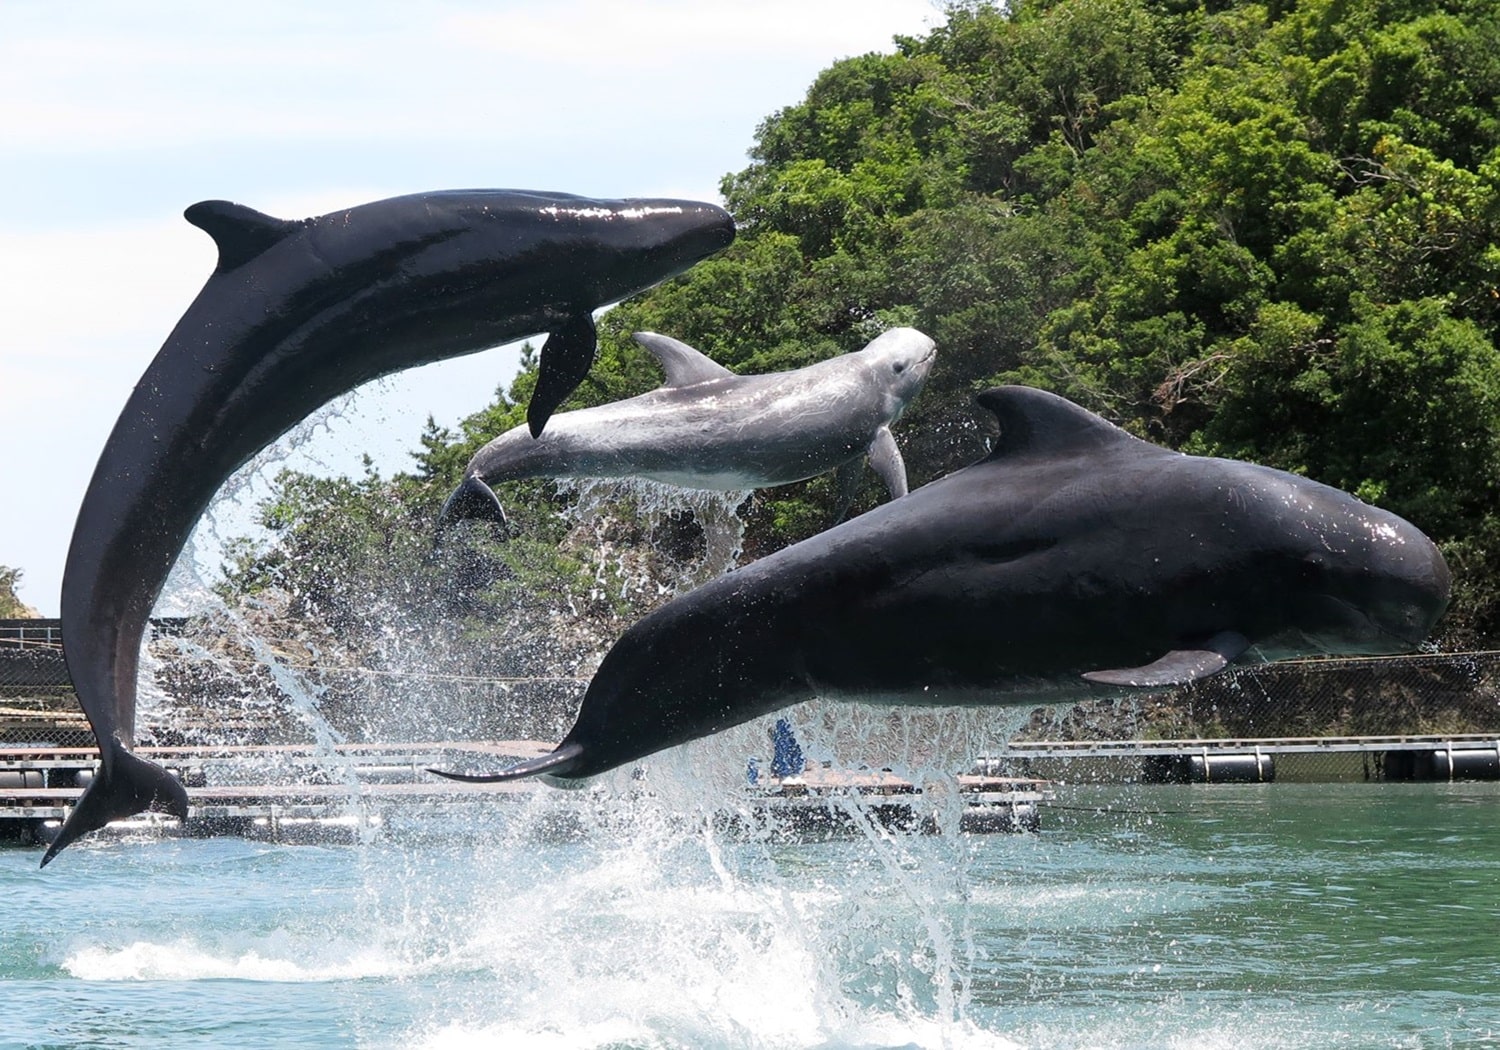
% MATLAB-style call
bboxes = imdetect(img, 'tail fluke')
[435,475,509,537]
[428,742,585,784]
[41,748,189,867]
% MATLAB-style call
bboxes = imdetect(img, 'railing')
[0,619,62,650]
[0,617,190,651]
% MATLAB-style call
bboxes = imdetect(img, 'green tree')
[0,566,37,619]
[224,0,1500,644]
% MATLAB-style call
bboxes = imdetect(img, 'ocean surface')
[3,780,1497,1050]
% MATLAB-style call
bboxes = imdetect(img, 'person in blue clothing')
[770,718,805,778]
[747,718,807,783]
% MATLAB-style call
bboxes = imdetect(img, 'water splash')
[131,391,412,831]
[126,400,1052,1044]
[555,476,752,592]
[62,935,411,983]
[330,764,1036,1050]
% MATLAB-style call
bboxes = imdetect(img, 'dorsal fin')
[976,386,1143,459]
[632,332,735,387]
[184,200,309,273]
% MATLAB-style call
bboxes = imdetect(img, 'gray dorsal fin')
[976,386,1143,460]
[184,200,309,273]
[632,331,735,387]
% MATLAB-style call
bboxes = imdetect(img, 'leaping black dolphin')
[436,327,936,532]
[44,189,733,866]
[432,386,1451,786]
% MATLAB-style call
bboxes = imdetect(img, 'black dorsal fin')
[632,331,735,387]
[184,200,309,273]
[976,386,1143,459]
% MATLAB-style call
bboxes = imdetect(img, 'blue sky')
[0,0,943,614]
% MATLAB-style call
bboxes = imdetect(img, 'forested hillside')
[228,0,1500,646]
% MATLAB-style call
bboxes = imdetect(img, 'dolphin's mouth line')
[1319,593,1425,651]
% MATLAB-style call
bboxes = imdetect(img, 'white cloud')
[0,220,211,360]
[1,1,941,152]
[0,219,205,611]
[443,0,941,65]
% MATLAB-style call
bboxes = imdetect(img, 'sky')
[0,0,946,616]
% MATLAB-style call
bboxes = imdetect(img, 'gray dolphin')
[432,386,1451,785]
[436,327,937,531]
[45,189,733,866]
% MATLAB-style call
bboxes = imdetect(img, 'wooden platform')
[0,742,1053,847]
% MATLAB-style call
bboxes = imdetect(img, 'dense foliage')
[228,0,1500,646]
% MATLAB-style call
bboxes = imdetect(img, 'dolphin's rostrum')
[437,327,937,532]
[433,386,1451,786]
[46,189,734,866]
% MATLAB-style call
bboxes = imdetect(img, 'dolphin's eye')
[894,362,906,374]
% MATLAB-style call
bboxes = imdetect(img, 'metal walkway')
[0,742,1053,845]
[983,733,1500,783]
[991,733,1500,759]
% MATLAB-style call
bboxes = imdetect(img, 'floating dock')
[986,733,1500,783]
[0,742,1053,848]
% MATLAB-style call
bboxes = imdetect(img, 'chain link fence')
[1010,650,1500,742]
[0,620,87,748]
[6,617,1500,781]
[0,617,591,750]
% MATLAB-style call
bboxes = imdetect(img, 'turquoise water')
[3,782,1498,1049]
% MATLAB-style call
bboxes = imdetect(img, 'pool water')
[3,781,1497,1049]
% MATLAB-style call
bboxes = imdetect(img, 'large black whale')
[433,386,1452,785]
[44,189,733,866]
